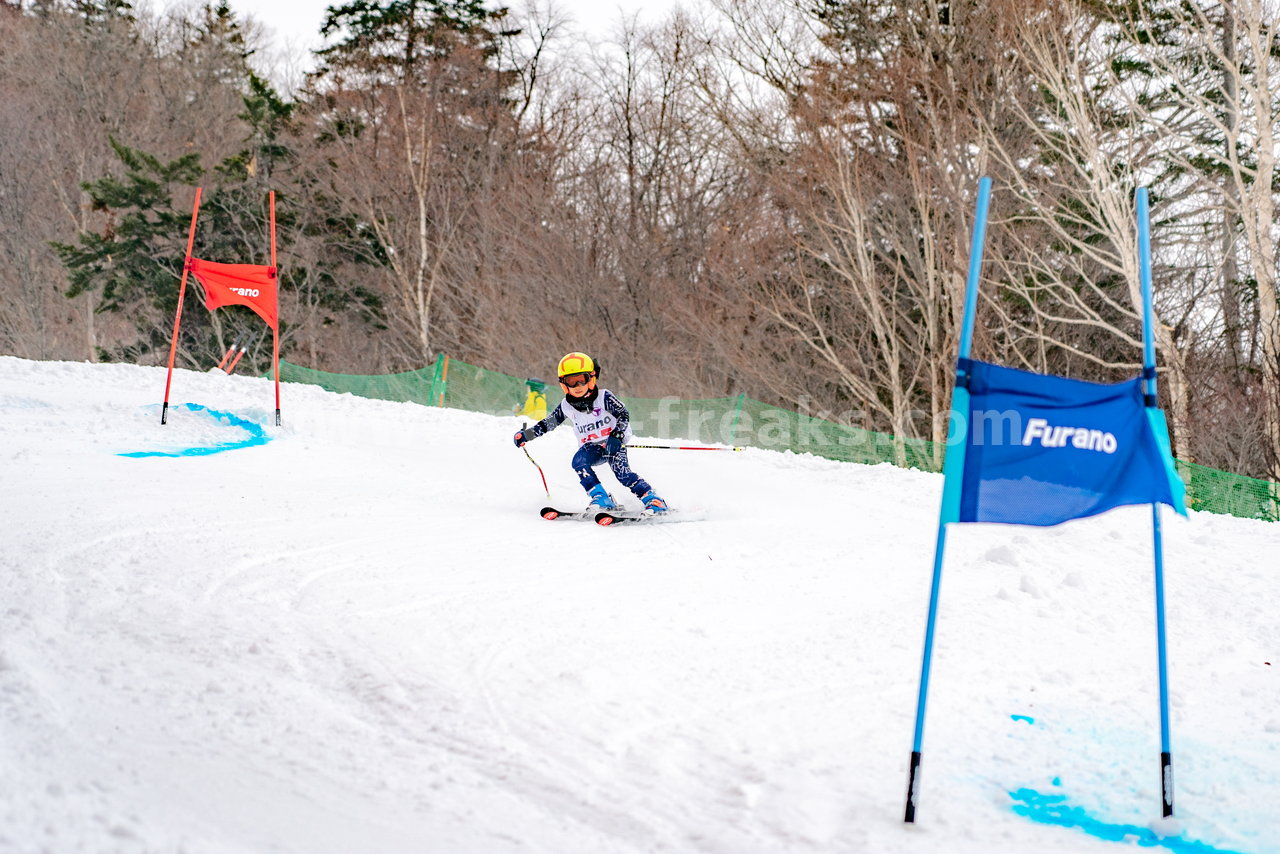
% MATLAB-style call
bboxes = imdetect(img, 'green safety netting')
[275,361,439,405]
[1176,460,1280,523]
[273,357,1280,522]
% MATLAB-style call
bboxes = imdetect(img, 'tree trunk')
[1219,4,1244,376]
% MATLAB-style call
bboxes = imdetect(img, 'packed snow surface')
[1,356,1277,853]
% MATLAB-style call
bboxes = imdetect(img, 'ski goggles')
[560,371,593,388]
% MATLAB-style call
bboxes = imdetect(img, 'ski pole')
[520,422,549,497]
[624,444,744,452]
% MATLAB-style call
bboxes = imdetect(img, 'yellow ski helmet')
[557,352,599,393]
[557,352,596,378]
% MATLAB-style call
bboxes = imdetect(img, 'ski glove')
[513,429,528,448]
[604,434,623,456]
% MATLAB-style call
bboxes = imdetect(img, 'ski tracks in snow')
[3,359,1277,854]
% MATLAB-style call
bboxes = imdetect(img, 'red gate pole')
[269,191,281,426]
[161,186,203,425]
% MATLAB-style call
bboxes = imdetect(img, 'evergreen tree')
[55,71,384,368]
[315,0,513,85]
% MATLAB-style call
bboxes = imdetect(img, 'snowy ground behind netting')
[1,355,1276,854]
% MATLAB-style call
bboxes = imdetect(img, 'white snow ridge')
[1,356,1277,854]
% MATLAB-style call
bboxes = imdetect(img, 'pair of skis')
[523,427,706,526]
[540,506,669,526]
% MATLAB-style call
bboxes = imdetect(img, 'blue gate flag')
[943,359,1187,526]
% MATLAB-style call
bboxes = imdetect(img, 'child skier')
[514,352,668,513]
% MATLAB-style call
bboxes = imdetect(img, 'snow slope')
[1,356,1276,854]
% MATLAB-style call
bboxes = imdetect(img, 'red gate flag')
[188,258,278,330]
[161,188,282,427]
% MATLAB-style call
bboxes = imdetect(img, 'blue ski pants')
[572,443,651,497]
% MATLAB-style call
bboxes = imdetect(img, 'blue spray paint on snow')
[1011,714,1035,725]
[1010,789,1245,854]
[120,403,270,458]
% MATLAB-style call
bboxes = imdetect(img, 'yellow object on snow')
[517,378,548,421]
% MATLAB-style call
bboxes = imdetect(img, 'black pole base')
[161,401,169,425]
[1161,752,1174,817]
[904,751,922,823]
[275,408,281,427]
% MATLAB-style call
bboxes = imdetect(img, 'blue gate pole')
[904,176,991,823]
[1137,187,1174,818]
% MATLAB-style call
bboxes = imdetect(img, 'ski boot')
[586,484,618,511]
[639,489,669,514]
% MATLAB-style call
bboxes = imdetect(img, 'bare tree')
[304,2,530,369]
[547,10,752,394]
[1117,0,1280,479]
[699,0,1033,464]
[974,1,1199,464]
[0,0,265,362]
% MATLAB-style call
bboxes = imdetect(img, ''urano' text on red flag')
[187,257,278,330]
